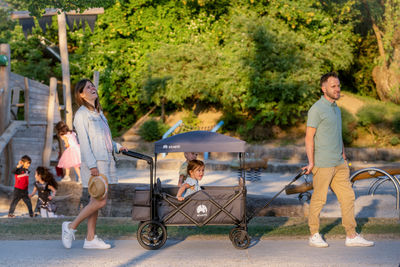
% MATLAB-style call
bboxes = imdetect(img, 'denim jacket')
[73,105,122,169]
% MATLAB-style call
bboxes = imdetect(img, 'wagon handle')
[247,169,307,221]
[122,150,153,165]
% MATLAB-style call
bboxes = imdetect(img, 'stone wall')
[1,182,305,217]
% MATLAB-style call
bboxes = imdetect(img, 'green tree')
[2,0,363,139]
[4,0,115,17]
[142,0,359,139]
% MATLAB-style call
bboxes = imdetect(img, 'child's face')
[34,171,42,182]
[189,166,204,181]
[22,161,31,169]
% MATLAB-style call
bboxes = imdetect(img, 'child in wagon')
[176,159,205,201]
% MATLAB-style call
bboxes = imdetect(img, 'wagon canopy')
[154,131,246,153]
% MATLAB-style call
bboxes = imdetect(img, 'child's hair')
[187,159,205,175]
[55,121,70,136]
[20,155,32,164]
[36,166,58,190]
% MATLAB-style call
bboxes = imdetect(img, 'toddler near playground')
[8,155,34,218]
[176,159,205,201]
[29,166,58,218]
[56,121,82,184]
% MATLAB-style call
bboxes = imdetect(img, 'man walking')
[303,72,374,248]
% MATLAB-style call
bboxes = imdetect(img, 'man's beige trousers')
[308,162,356,236]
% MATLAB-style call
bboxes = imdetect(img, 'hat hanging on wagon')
[88,174,108,199]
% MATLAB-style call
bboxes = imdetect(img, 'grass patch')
[1,217,399,240]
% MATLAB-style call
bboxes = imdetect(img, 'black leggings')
[8,188,33,216]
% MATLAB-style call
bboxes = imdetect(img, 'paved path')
[0,239,399,266]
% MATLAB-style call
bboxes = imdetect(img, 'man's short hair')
[320,72,338,87]
[21,155,32,164]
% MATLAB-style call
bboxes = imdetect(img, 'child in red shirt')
[8,155,34,218]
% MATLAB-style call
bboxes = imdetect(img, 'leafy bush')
[180,112,201,132]
[390,136,400,146]
[356,105,387,127]
[341,107,357,145]
[392,113,400,133]
[138,120,169,142]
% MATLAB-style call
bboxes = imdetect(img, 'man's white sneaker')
[309,233,329,248]
[83,235,111,249]
[345,234,374,247]
[62,221,76,249]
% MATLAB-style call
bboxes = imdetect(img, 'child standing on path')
[8,155,34,218]
[176,159,205,201]
[178,152,198,187]
[29,166,58,218]
[56,121,82,184]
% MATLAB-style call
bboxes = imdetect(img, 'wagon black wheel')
[137,220,167,250]
[299,192,312,202]
[229,227,241,242]
[231,229,250,249]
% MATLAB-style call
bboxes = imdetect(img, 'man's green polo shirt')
[307,96,344,167]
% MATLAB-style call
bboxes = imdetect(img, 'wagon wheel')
[231,229,250,249]
[137,220,167,250]
[299,192,312,202]
[229,227,241,242]
[154,178,162,196]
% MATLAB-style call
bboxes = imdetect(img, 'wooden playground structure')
[0,43,64,186]
[0,8,104,187]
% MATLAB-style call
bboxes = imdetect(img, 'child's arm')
[28,187,37,198]
[48,185,57,200]
[176,183,190,201]
[61,135,69,148]
[13,161,23,174]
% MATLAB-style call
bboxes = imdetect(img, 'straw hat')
[88,174,108,199]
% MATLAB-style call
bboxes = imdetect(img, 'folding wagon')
[123,131,305,250]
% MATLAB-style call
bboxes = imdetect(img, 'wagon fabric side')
[132,185,245,226]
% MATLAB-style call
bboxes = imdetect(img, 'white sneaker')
[62,176,71,182]
[309,233,329,248]
[345,234,374,247]
[83,235,111,249]
[62,221,76,249]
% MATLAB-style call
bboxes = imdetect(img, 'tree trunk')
[363,0,400,103]
[372,44,400,104]
[161,98,166,123]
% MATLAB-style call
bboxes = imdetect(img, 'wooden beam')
[57,12,73,129]
[93,70,100,89]
[0,44,11,133]
[24,77,30,127]
[0,43,13,185]
[11,88,21,119]
[42,77,57,167]
[11,8,104,19]
[0,120,27,154]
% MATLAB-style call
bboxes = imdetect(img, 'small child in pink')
[56,121,82,184]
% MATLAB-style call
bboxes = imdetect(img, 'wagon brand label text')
[162,144,181,149]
